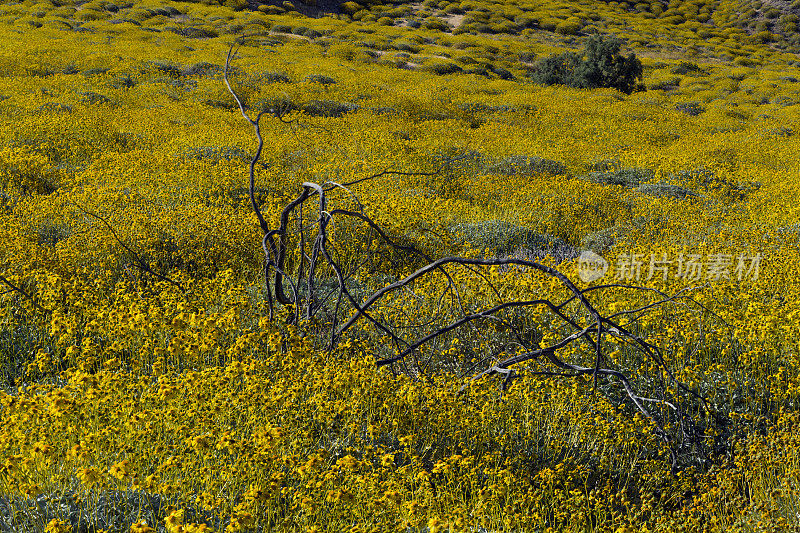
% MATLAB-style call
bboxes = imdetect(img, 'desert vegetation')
[1,0,800,531]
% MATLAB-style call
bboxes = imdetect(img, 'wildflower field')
[1,0,800,530]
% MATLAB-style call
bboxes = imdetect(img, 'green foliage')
[0,324,46,389]
[80,91,112,106]
[451,219,576,258]
[304,74,336,85]
[576,34,644,93]
[671,61,708,76]
[528,50,583,86]
[421,61,463,75]
[585,166,654,187]
[484,154,567,176]
[675,101,705,115]
[301,99,359,117]
[580,225,627,253]
[636,182,699,199]
[528,34,644,94]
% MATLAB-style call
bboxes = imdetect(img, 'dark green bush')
[527,51,583,86]
[528,35,643,94]
[676,102,705,116]
[670,61,708,76]
[489,65,513,79]
[304,74,337,85]
[575,35,643,94]
[421,61,464,75]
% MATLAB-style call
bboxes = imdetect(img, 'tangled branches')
[225,46,718,473]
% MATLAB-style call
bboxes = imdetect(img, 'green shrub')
[528,35,644,94]
[581,225,627,254]
[527,51,583,86]
[451,220,576,259]
[184,146,250,163]
[584,167,653,188]
[484,155,567,176]
[636,182,699,199]
[302,100,358,117]
[35,102,73,115]
[81,67,110,77]
[423,16,450,31]
[37,220,72,246]
[670,61,708,75]
[183,62,222,77]
[80,91,112,105]
[576,35,644,94]
[555,16,582,35]
[675,102,705,116]
[304,74,336,85]
[421,61,463,75]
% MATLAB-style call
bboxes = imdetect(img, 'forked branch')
[224,46,714,472]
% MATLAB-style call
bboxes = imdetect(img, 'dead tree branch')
[0,273,47,312]
[225,47,716,472]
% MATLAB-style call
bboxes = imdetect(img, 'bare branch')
[72,203,185,295]
[0,273,47,312]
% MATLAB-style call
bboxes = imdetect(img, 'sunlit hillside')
[1,0,800,531]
